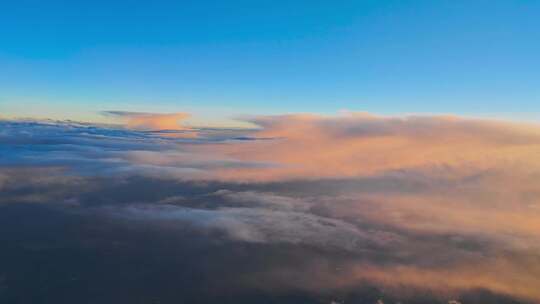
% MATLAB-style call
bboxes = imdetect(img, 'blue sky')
[0,0,539,124]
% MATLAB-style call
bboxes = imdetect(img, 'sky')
[1,0,539,124]
[2,2,540,304]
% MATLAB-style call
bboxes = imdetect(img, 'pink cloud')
[103,111,194,133]
[183,113,540,181]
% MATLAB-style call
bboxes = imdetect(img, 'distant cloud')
[102,111,193,132]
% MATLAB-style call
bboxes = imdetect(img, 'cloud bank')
[195,113,540,181]
[1,113,540,303]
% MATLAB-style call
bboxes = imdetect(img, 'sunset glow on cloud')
[187,113,540,181]
[103,111,192,130]
[1,2,539,302]
[1,112,539,303]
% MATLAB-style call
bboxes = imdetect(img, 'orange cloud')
[348,258,540,301]
[239,252,540,301]
[176,114,540,302]
[103,111,193,131]
[4,113,540,302]
[104,112,540,301]
[186,113,540,181]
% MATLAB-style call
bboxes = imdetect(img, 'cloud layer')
[1,113,540,303]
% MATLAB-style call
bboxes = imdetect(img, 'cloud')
[0,119,263,178]
[244,256,540,302]
[102,111,194,133]
[194,113,540,181]
[110,195,395,250]
[2,113,540,302]
[346,258,540,301]
[211,190,311,212]
[10,113,540,183]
